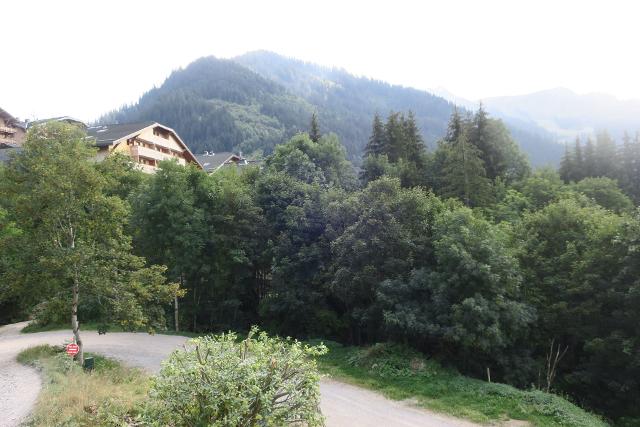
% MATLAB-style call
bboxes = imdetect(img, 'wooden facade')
[88,122,201,173]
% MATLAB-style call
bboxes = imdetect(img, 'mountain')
[482,87,640,141]
[99,57,315,156]
[99,51,563,166]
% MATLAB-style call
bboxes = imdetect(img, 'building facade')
[0,108,26,147]
[87,121,201,173]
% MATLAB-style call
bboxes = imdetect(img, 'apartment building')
[0,108,26,147]
[87,121,201,173]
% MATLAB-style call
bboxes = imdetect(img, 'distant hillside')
[236,51,563,166]
[235,51,455,150]
[100,52,563,166]
[99,57,314,156]
[483,87,640,141]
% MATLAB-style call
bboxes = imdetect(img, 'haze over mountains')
[100,51,640,167]
[436,87,640,143]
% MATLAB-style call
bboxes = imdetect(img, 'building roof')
[87,121,156,147]
[0,108,26,129]
[28,116,86,129]
[196,152,244,172]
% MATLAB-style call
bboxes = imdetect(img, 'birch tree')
[2,122,179,364]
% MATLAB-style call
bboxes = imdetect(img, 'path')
[0,322,478,427]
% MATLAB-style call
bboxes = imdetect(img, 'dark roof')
[0,146,23,163]
[86,121,156,147]
[0,108,25,128]
[28,116,86,129]
[195,152,241,172]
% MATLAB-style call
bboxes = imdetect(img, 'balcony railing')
[0,126,17,134]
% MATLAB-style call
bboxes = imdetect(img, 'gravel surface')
[0,322,478,427]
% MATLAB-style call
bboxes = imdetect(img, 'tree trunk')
[174,294,179,332]
[71,276,83,365]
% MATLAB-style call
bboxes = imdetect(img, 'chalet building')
[87,122,201,173]
[196,151,260,173]
[0,108,26,147]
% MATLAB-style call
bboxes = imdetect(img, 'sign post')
[66,341,79,357]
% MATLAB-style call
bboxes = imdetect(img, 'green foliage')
[378,207,534,380]
[330,177,444,343]
[431,108,530,207]
[360,111,429,188]
[266,132,356,189]
[572,177,633,213]
[145,328,327,426]
[18,345,149,426]
[319,342,608,427]
[0,123,178,343]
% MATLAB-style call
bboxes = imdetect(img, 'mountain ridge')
[99,51,564,166]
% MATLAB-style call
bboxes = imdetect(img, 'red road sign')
[66,343,79,357]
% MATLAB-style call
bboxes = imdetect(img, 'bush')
[145,327,328,426]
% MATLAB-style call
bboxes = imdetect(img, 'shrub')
[145,327,328,426]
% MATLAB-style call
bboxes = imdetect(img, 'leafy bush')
[347,343,440,378]
[145,328,328,426]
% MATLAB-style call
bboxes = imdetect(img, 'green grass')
[314,342,609,427]
[18,345,149,426]
[19,326,610,426]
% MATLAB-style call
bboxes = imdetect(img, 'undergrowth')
[315,341,609,427]
[18,345,149,426]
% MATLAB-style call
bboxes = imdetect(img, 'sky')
[3,0,640,122]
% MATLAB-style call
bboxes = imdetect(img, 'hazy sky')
[4,0,640,122]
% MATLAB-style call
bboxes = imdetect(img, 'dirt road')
[0,322,478,427]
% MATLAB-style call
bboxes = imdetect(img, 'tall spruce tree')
[445,107,464,143]
[583,137,597,177]
[440,124,491,207]
[595,131,617,177]
[559,143,573,183]
[573,138,584,181]
[402,111,426,167]
[384,112,406,162]
[309,112,321,143]
[469,103,500,179]
[364,113,386,156]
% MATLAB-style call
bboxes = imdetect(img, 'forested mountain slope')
[235,50,563,166]
[99,57,314,156]
[100,52,562,165]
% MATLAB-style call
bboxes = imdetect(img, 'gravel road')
[0,322,478,427]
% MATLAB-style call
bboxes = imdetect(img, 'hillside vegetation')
[318,342,607,427]
[100,51,562,165]
[4,102,640,425]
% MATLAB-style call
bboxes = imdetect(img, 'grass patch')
[18,345,149,426]
[314,342,609,427]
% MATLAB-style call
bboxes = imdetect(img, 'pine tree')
[441,126,491,207]
[595,131,617,177]
[309,112,321,143]
[573,138,584,181]
[402,111,426,166]
[469,103,501,179]
[559,143,574,183]
[583,137,597,177]
[384,112,406,162]
[445,107,464,143]
[364,113,386,156]
[618,132,640,202]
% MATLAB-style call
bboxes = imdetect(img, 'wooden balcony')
[0,126,16,134]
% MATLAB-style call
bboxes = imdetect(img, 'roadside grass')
[314,341,609,427]
[18,345,149,426]
[18,328,610,427]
